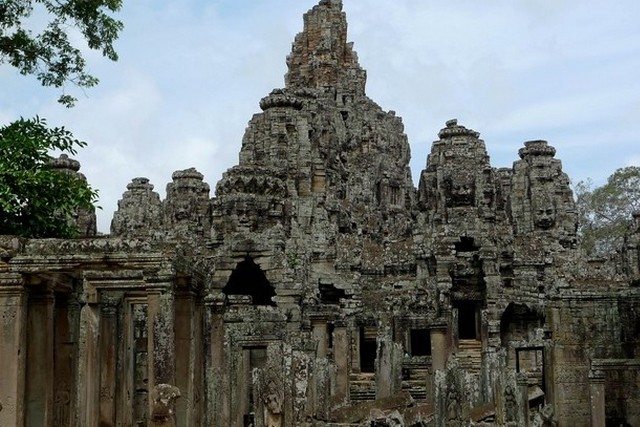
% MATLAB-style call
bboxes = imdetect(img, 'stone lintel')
[429,322,448,331]
[591,358,640,371]
[588,370,606,384]
[0,273,25,299]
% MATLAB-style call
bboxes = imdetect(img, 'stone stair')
[349,373,376,402]
[401,368,429,401]
[456,340,483,373]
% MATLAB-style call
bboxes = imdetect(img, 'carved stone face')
[226,198,258,232]
[533,200,556,230]
[172,198,194,221]
[445,174,475,207]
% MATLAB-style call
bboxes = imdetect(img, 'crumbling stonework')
[1,1,639,426]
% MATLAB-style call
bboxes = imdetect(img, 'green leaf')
[0,117,98,238]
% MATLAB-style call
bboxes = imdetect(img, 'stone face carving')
[111,177,163,236]
[510,140,577,240]
[532,195,557,230]
[164,168,211,240]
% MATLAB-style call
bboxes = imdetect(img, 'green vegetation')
[0,0,123,106]
[0,117,98,237]
[575,166,640,256]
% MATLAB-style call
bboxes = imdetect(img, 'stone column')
[204,293,228,426]
[481,319,503,405]
[76,288,101,427]
[376,326,391,399]
[589,370,606,427]
[25,286,55,426]
[517,373,530,427]
[332,321,350,406]
[53,293,76,427]
[146,282,177,425]
[430,325,448,372]
[352,322,361,373]
[312,321,328,358]
[430,324,448,407]
[0,273,26,427]
[98,300,118,426]
[175,289,203,426]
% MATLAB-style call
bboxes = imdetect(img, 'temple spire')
[285,0,366,94]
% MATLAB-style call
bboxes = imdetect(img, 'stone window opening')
[360,326,377,373]
[319,283,346,305]
[223,257,276,306]
[455,236,479,253]
[409,329,431,357]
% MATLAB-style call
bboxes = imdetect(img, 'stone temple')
[1,1,639,426]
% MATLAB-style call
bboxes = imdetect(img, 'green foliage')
[0,117,98,238]
[0,0,123,107]
[575,166,640,256]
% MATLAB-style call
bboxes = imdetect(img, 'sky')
[2,0,640,232]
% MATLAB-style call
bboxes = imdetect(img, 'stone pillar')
[430,325,448,372]
[589,370,606,427]
[25,286,55,426]
[204,293,229,426]
[53,293,76,427]
[0,273,26,427]
[517,373,530,427]
[312,321,328,358]
[332,321,350,406]
[352,320,361,372]
[76,290,101,427]
[147,283,177,425]
[175,290,203,426]
[98,300,118,426]
[376,326,391,399]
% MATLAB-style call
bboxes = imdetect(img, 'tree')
[0,0,123,107]
[575,166,640,256]
[0,117,98,238]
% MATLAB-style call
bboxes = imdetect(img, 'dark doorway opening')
[456,302,478,340]
[360,326,377,373]
[455,236,480,253]
[410,329,431,356]
[223,257,276,306]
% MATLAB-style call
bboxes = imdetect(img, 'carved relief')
[151,384,181,424]
[262,375,284,427]
[504,384,518,423]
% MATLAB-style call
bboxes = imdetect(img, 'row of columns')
[78,276,178,427]
[0,271,184,427]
